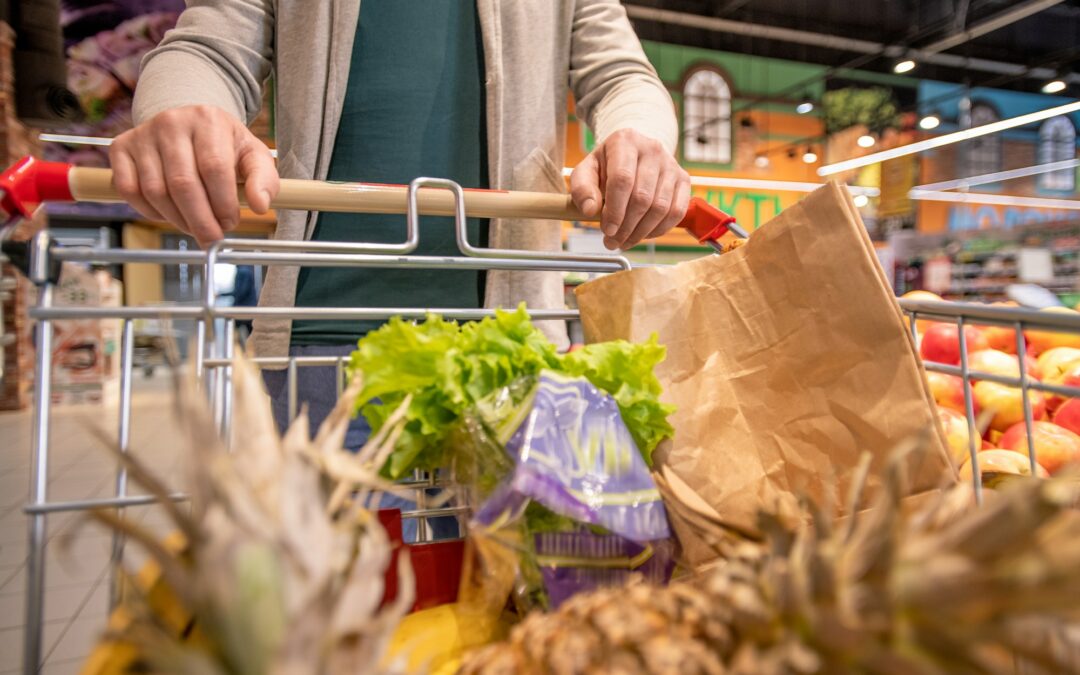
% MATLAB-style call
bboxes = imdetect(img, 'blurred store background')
[1,0,1079,407]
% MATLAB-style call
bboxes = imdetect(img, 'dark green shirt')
[291,0,488,345]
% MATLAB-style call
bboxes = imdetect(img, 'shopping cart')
[0,156,744,674]
[3,155,1080,674]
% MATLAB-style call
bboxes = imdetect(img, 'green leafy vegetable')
[348,305,674,478]
[560,335,676,466]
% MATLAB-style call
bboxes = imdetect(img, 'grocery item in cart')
[576,182,953,567]
[467,372,675,609]
[348,305,674,479]
[461,447,1080,675]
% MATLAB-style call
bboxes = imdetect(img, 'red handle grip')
[0,157,73,222]
[679,197,738,244]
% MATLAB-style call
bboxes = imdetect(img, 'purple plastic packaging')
[472,371,675,607]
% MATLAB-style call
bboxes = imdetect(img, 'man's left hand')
[570,128,691,251]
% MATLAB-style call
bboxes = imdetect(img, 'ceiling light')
[853,194,870,208]
[796,98,815,115]
[918,114,941,130]
[893,58,917,74]
[754,153,770,168]
[820,100,1080,176]
[1042,79,1067,94]
[857,134,876,148]
[802,147,818,164]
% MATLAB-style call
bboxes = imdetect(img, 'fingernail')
[581,198,597,216]
[260,190,272,210]
[602,222,618,237]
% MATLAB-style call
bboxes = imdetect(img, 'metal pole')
[287,358,299,424]
[194,319,206,385]
[1014,322,1039,474]
[220,320,235,440]
[23,230,54,675]
[956,318,982,503]
[108,319,135,608]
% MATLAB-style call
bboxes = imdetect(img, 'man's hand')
[109,105,280,249]
[570,128,691,251]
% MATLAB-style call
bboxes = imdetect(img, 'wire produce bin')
[5,156,1080,673]
[901,298,1080,499]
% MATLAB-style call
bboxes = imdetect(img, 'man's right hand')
[109,105,280,249]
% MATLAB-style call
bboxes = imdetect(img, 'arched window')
[961,102,1002,177]
[1038,116,1076,192]
[682,69,732,164]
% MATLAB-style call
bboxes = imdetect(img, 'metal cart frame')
[16,177,630,673]
[13,174,1080,674]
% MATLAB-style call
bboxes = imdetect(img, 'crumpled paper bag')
[575,182,954,566]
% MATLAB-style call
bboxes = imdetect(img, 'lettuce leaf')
[559,334,676,467]
[348,305,674,478]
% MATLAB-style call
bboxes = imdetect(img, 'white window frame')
[961,103,1002,178]
[1038,116,1076,193]
[682,69,732,164]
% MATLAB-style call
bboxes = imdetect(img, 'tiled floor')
[0,374,184,674]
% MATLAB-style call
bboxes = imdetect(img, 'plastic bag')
[453,371,675,610]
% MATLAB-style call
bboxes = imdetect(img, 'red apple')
[938,407,975,465]
[973,381,1046,433]
[1035,347,1080,382]
[982,325,1020,355]
[967,349,1026,380]
[1047,365,1080,414]
[959,449,1049,488]
[1025,354,1039,379]
[999,420,1080,475]
[926,371,967,413]
[1036,350,1080,411]
[1053,397,1080,436]
[1024,307,1080,356]
[920,324,989,366]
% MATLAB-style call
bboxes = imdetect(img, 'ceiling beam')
[623,4,1079,85]
[920,0,1064,54]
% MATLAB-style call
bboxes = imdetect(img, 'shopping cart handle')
[0,156,743,247]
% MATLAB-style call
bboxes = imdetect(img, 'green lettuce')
[348,305,674,478]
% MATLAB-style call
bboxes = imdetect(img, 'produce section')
[5,2,1080,672]
[905,289,1080,481]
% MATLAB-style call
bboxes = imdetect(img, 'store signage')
[700,189,784,230]
[879,155,917,218]
[947,205,1073,231]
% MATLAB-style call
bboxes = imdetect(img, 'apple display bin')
[1,155,1079,674]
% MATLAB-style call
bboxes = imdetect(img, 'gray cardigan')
[133,0,678,358]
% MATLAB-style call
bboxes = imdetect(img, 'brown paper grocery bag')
[576,182,954,566]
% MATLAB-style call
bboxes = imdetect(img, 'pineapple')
[76,351,417,675]
[461,446,1080,675]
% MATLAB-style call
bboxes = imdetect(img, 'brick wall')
[0,22,45,411]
